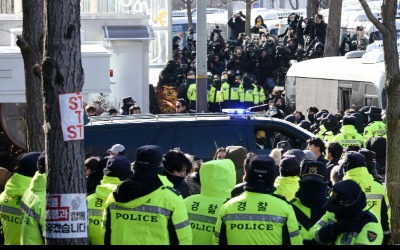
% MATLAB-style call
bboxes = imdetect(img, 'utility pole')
[195,0,207,113]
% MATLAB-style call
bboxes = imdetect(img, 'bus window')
[365,83,379,107]
[339,88,351,111]
[369,31,383,43]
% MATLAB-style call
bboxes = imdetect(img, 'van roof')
[286,55,386,90]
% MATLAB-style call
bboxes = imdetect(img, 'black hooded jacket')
[113,166,164,202]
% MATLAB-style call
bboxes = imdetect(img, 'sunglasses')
[175,105,182,108]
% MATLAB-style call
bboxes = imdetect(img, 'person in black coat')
[163,149,193,198]
[227,11,246,40]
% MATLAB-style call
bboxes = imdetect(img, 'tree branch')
[359,0,388,33]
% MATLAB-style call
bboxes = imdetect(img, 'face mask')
[270,109,278,116]
[308,114,315,123]
[187,78,196,84]
[256,138,266,145]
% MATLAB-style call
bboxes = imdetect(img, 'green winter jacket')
[184,159,236,245]
[102,175,192,245]
[0,173,32,245]
[20,171,46,245]
[274,176,300,202]
[87,176,121,245]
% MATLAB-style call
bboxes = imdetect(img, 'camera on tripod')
[212,25,222,34]
[304,17,315,26]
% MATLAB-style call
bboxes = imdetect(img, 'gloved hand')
[317,222,343,244]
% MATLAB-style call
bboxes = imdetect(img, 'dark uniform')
[310,180,383,245]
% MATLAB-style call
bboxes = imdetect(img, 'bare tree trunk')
[17,0,45,152]
[43,0,87,245]
[245,0,252,35]
[306,0,320,18]
[288,0,299,10]
[279,0,285,9]
[324,0,342,57]
[360,0,400,245]
[185,0,193,30]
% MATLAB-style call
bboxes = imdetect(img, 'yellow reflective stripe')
[20,201,40,221]
[188,213,217,224]
[0,204,21,216]
[109,204,172,217]
[222,213,287,224]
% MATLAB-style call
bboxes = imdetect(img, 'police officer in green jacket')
[332,115,365,149]
[341,151,391,245]
[102,145,192,245]
[220,70,243,109]
[213,155,303,245]
[239,73,259,109]
[274,155,301,203]
[363,106,387,140]
[208,74,223,113]
[184,159,236,245]
[0,152,40,245]
[291,160,328,244]
[20,151,46,245]
[310,180,383,245]
[87,155,133,245]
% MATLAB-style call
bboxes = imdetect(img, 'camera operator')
[237,33,246,46]
[228,11,246,40]
[186,26,196,44]
[226,47,248,76]
[209,55,225,76]
[250,15,268,36]
[303,14,327,45]
[278,13,300,42]
[244,42,259,76]
[256,48,276,94]
[275,40,296,87]
[340,26,369,55]
[210,25,224,43]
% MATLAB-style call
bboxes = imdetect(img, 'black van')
[84,113,315,161]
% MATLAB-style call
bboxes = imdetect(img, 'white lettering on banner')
[59,92,84,141]
[46,194,88,239]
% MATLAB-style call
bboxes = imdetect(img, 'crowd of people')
[83,96,142,124]
[0,102,390,245]
[158,12,331,114]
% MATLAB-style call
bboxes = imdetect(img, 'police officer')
[363,106,387,140]
[332,115,365,149]
[87,155,133,245]
[102,145,192,245]
[184,159,236,245]
[0,152,40,245]
[341,151,391,245]
[220,70,243,109]
[274,155,301,202]
[186,71,198,112]
[208,74,223,113]
[213,155,303,245]
[291,160,328,244]
[20,151,46,245]
[318,114,341,143]
[239,73,259,109]
[310,180,383,245]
